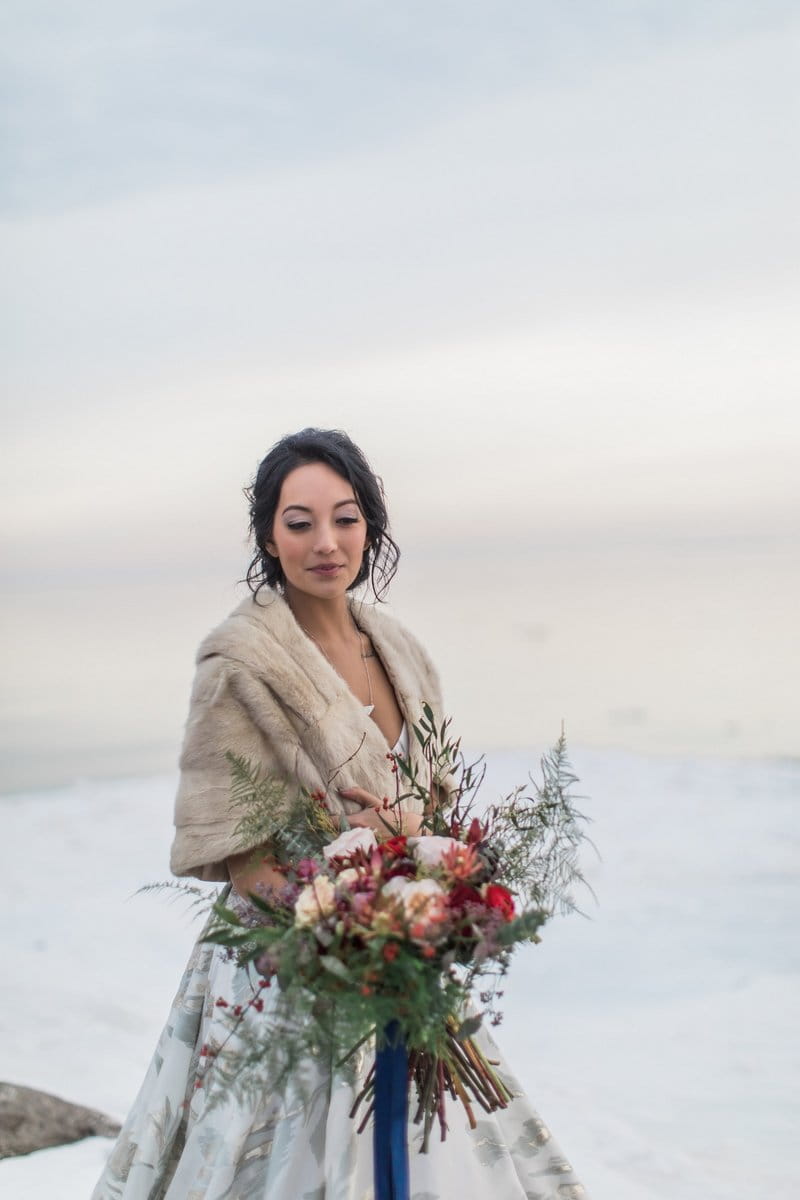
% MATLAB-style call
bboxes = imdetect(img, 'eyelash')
[286,517,360,531]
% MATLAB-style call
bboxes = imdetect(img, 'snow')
[1,747,798,1198]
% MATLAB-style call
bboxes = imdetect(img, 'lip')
[309,564,344,575]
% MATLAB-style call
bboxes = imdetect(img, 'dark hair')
[244,428,400,602]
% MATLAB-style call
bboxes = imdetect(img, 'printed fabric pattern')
[92,929,588,1199]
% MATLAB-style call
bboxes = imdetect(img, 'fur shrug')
[170,588,446,881]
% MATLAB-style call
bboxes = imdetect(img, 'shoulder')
[352,599,428,656]
[189,589,326,719]
[194,588,297,671]
[353,600,442,696]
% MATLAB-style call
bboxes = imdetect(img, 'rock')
[0,1082,120,1159]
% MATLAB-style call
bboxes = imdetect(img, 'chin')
[289,574,357,600]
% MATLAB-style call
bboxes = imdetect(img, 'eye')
[286,521,311,531]
[337,516,360,525]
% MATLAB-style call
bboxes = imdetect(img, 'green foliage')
[489,731,594,915]
[187,720,592,1116]
[135,880,215,916]
[396,722,591,917]
[225,750,341,864]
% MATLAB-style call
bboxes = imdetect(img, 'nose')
[313,522,337,555]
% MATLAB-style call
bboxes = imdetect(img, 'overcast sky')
[2,3,798,773]
[4,1,799,557]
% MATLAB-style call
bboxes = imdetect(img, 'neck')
[283,587,357,644]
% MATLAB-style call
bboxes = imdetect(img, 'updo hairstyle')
[245,428,400,602]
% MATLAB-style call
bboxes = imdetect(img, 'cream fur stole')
[170,588,445,881]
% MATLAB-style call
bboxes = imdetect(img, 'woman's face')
[265,461,369,602]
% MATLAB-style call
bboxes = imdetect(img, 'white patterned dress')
[92,726,589,1200]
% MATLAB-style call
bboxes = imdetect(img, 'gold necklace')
[301,622,375,714]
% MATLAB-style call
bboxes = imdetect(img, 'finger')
[338,787,381,810]
[345,813,379,830]
[352,813,403,836]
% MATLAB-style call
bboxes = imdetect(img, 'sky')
[2,2,799,786]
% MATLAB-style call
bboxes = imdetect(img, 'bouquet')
[193,707,590,1155]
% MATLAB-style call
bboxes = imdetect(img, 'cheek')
[280,539,304,563]
[352,525,370,552]
[268,530,295,561]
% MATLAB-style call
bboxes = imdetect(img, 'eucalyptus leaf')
[319,955,352,982]
[455,1014,483,1040]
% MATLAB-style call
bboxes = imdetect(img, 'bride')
[92,427,588,1199]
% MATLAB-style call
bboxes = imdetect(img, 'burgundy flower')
[447,884,484,913]
[384,858,417,880]
[295,858,319,881]
[466,818,486,846]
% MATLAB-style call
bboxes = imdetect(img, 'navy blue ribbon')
[373,1020,410,1200]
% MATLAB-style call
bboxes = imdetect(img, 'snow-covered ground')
[1,747,798,1198]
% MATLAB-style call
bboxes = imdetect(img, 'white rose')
[407,836,462,869]
[335,867,360,889]
[323,827,378,862]
[381,876,445,919]
[294,876,337,927]
[381,875,411,904]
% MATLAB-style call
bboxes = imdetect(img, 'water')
[1,746,797,1197]
[1,537,796,793]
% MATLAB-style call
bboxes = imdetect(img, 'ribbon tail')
[373,1020,410,1200]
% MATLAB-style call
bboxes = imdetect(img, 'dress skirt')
[92,934,588,1200]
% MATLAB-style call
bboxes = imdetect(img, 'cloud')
[5,16,799,375]
[2,1,798,212]
[2,6,798,572]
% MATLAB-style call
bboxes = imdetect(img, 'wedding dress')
[92,725,588,1199]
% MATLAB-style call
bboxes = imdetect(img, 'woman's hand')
[338,787,424,837]
[227,846,287,901]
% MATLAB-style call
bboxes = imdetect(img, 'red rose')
[380,835,409,859]
[484,884,515,921]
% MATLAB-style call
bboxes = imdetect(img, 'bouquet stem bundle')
[350,1017,514,1153]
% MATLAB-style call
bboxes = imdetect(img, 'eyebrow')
[281,499,360,515]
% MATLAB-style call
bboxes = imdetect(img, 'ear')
[265,540,278,558]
